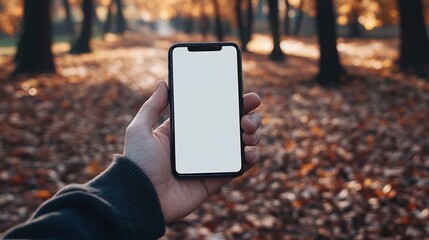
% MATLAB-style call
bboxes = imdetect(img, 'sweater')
[2,155,165,239]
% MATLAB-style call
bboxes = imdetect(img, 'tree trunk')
[293,0,303,35]
[115,0,127,34]
[236,0,253,51]
[348,0,362,38]
[245,0,253,44]
[235,0,246,51]
[63,0,75,40]
[268,0,285,61]
[256,0,265,20]
[103,1,114,36]
[199,3,210,40]
[284,0,290,35]
[212,0,224,42]
[397,0,429,71]
[184,17,194,34]
[70,0,92,53]
[316,0,343,87]
[92,2,102,32]
[13,0,55,75]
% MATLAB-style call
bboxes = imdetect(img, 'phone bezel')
[168,42,245,178]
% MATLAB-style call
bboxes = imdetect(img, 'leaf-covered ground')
[0,33,428,239]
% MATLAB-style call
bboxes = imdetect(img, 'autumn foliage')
[1,33,429,238]
[1,0,429,238]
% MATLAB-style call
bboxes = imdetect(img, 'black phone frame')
[168,42,245,178]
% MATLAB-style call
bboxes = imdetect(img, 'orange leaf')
[37,189,52,200]
[105,134,118,143]
[86,160,101,176]
[310,126,325,137]
[299,162,316,176]
[284,140,297,152]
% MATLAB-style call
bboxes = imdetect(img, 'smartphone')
[168,42,244,178]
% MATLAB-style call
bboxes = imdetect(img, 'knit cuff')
[80,155,165,239]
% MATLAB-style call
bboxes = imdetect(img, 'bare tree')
[70,0,92,53]
[293,0,303,35]
[267,0,285,61]
[63,0,75,39]
[284,0,291,35]
[235,0,253,51]
[212,0,224,41]
[316,0,344,87]
[348,0,362,38]
[256,0,265,20]
[198,1,210,39]
[103,0,127,36]
[14,0,55,75]
[103,1,113,35]
[397,0,429,74]
[115,0,127,34]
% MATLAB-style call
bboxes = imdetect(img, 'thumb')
[133,81,168,134]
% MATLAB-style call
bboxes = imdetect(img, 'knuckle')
[253,132,261,145]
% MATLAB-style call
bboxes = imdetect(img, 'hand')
[124,81,262,224]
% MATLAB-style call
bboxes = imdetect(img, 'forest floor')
[0,32,428,239]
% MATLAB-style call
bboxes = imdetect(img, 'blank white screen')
[172,46,242,174]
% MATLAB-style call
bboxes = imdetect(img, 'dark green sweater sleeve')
[3,155,165,240]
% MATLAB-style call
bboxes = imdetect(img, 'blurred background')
[0,0,428,239]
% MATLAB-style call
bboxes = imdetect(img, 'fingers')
[244,146,259,167]
[241,92,261,170]
[243,92,261,114]
[241,112,261,134]
[132,81,169,134]
[242,131,260,146]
